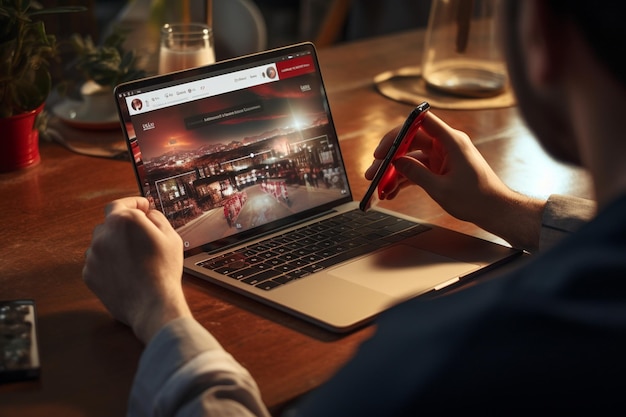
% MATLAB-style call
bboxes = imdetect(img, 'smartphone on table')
[0,299,40,383]
[359,101,430,212]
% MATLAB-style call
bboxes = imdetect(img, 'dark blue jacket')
[292,193,626,415]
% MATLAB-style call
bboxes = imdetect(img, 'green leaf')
[69,27,148,88]
[11,64,50,112]
[0,0,84,116]
[28,5,87,17]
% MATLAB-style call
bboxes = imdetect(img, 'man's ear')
[519,0,567,87]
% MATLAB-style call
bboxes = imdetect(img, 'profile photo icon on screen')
[131,98,143,111]
[266,66,277,79]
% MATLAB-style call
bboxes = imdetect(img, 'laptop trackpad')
[328,245,479,298]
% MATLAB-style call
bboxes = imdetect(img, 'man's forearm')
[128,317,271,417]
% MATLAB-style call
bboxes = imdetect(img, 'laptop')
[114,42,520,332]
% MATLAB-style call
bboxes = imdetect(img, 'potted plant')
[67,27,147,120]
[0,0,84,172]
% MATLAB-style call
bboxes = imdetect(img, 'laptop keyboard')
[197,209,430,291]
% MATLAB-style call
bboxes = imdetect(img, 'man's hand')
[83,197,192,344]
[366,112,545,251]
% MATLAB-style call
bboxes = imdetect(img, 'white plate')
[52,99,120,130]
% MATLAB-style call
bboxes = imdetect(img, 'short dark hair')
[547,0,625,85]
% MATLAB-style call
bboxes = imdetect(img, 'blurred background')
[37,0,433,97]
[41,0,432,50]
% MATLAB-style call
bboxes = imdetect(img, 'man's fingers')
[374,112,459,162]
[105,196,150,217]
[365,158,383,180]
[146,209,180,240]
[373,126,403,159]
[419,112,467,152]
[393,155,438,191]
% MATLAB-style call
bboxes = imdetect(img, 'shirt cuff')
[539,194,595,250]
[127,317,257,416]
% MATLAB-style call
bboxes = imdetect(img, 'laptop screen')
[114,43,352,253]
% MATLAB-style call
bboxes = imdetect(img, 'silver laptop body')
[114,42,520,332]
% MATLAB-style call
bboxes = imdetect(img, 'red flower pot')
[0,105,43,173]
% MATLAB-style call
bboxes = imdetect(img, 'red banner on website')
[276,55,316,80]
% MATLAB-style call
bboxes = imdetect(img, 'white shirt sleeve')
[127,317,271,417]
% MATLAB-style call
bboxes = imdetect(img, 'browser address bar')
[125,63,279,115]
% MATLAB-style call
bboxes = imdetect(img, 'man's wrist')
[476,189,545,252]
[133,302,193,344]
[499,192,545,252]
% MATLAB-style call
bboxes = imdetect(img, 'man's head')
[545,0,625,86]
[499,0,624,166]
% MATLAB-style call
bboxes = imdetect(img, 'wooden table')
[0,30,592,416]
